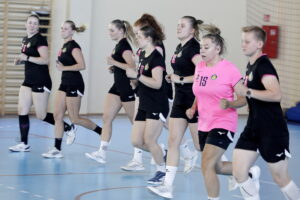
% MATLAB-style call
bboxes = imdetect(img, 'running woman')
[121,13,172,171]
[42,20,102,158]
[126,25,169,185]
[85,19,136,164]
[147,16,203,198]
[233,26,300,200]
[9,14,72,152]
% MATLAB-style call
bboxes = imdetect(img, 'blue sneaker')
[147,171,166,185]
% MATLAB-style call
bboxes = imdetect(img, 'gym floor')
[0,115,299,200]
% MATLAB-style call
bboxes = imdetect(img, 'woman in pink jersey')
[186,24,248,200]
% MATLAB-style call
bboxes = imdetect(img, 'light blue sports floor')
[0,115,299,200]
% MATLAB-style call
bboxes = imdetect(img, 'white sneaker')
[249,165,261,191]
[183,150,198,173]
[42,148,63,158]
[66,124,77,145]
[148,184,173,199]
[85,151,106,164]
[121,160,145,171]
[9,142,30,152]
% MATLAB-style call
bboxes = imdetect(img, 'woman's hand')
[165,74,171,83]
[186,108,196,119]
[220,99,230,109]
[56,60,64,71]
[126,67,138,79]
[106,56,116,66]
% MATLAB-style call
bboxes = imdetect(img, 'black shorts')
[22,81,52,93]
[135,109,169,122]
[170,104,198,123]
[58,84,84,97]
[108,83,135,102]
[199,128,235,151]
[235,127,290,163]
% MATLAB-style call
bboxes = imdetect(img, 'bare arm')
[169,54,202,84]
[139,67,164,89]
[57,48,86,71]
[236,75,281,102]
[107,50,136,70]
[17,46,49,65]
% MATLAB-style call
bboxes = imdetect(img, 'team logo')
[248,72,253,81]
[211,74,218,80]
[144,64,149,71]
[171,54,176,63]
[62,48,67,53]
[177,51,182,57]
[26,42,31,48]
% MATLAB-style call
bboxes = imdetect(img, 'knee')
[18,105,28,115]
[132,138,143,149]
[102,113,113,125]
[69,117,80,125]
[201,158,215,175]
[144,137,155,148]
[168,135,180,150]
[35,112,46,120]
[233,167,248,183]
[53,111,64,122]
[272,171,289,186]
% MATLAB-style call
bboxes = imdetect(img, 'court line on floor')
[74,186,146,200]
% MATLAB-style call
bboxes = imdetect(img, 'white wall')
[50,0,247,114]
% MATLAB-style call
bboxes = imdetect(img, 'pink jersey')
[192,59,242,132]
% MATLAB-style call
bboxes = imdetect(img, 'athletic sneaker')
[148,184,173,199]
[42,148,63,158]
[183,150,198,173]
[9,142,30,152]
[85,151,106,164]
[249,165,261,191]
[121,159,145,171]
[147,171,166,185]
[66,124,77,145]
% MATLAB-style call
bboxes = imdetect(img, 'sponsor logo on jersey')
[26,42,31,48]
[62,48,67,53]
[248,72,253,81]
[211,74,218,80]
[171,54,176,63]
[177,51,182,57]
[112,48,115,55]
[144,64,149,71]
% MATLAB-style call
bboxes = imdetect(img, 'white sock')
[180,142,192,159]
[156,163,166,173]
[99,141,109,158]
[281,181,300,200]
[164,166,178,186]
[208,197,220,200]
[133,148,143,163]
[238,177,260,200]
